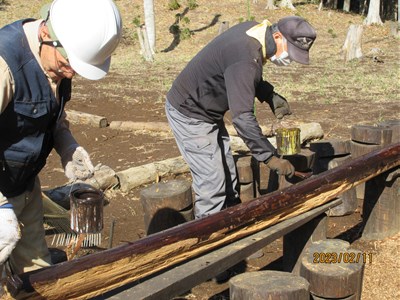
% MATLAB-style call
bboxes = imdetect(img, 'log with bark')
[65,110,108,128]
[15,143,399,300]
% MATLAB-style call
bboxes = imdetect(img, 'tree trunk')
[343,0,350,12]
[137,25,154,62]
[143,0,156,53]
[19,143,400,300]
[279,0,296,10]
[265,0,277,10]
[342,24,363,61]
[364,0,383,25]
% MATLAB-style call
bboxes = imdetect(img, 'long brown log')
[21,143,399,299]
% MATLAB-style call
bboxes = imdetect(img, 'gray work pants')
[165,99,239,219]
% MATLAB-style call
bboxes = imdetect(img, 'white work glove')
[0,205,21,265]
[61,145,95,181]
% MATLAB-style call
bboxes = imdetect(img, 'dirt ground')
[1,0,399,299]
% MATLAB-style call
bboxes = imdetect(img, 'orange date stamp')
[313,252,373,264]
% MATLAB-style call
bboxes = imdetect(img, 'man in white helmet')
[0,0,122,292]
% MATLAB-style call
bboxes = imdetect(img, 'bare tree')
[144,0,156,53]
[364,0,383,25]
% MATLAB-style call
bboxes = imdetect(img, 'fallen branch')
[19,143,399,299]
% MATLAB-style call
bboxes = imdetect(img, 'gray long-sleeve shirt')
[167,21,276,162]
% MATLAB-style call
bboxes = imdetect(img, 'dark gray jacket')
[167,21,276,162]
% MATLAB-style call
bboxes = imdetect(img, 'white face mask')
[270,51,292,66]
[269,38,293,66]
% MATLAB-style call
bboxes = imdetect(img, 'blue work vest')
[0,19,71,197]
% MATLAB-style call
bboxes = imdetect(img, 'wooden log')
[362,167,400,240]
[351,124,392,145]
[378,119,400,143]
[350,140,382,199]
[309,139,351,158]
[237,182,256,202]
[314,156,358,216]
[116,157,189,192]
[21,143,400,300]
[105,200,341,300]
[229,271,310,300]
[109,121,171,133]
[300,240,364,299]
[283,213,327,275]
[283,148,316,172]
[140,180,193,235]
[108,121,322,145]
[66,109,108,128]
[235,155,254,184]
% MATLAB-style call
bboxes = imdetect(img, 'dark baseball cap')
[277,16,317,64]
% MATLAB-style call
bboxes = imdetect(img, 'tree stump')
[218,21,229,35]
[342,24,363,61]
[300,239,364,299]
[310,139,351,159]
[229,270,310,300]
[316,156,358,216]
[140,180,193,235]
[378,119,400,143]
[351,125,392,145]
[362,166,400,240]
[350,123,398,199]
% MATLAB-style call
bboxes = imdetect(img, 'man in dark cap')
[166,16,317,219]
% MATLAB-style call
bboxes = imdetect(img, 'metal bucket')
[70,187,104,234]
[276,128,301,156]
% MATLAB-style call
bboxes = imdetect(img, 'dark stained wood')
[351,124,392,145]
[103,200,341,300]
[300,240,364,299]
[309,139,351,158]
[140,180,193,234]
[23,143,400,300]
[350,141,382,199]
[326,156,358,216]
[283,148,316,172]
[238,182,256,202]
[235,155,254,184]
[283,213,327,275]
[362,167,400,240]
[229,271,310,300]
[379,119,400,143]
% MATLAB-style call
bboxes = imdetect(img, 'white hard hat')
[49,0,122,80]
